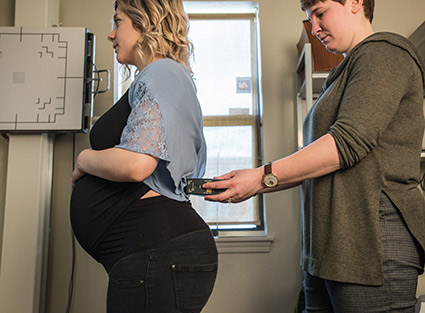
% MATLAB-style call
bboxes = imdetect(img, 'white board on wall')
[0,27,93,132]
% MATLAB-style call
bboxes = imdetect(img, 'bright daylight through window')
[114,1,265,236]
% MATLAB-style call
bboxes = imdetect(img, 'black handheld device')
[184,178,226,195]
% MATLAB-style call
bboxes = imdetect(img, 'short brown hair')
[300,0,374,22]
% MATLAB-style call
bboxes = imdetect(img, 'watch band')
[265,162,272,175]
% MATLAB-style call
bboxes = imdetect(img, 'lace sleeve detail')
[116,82,169,161]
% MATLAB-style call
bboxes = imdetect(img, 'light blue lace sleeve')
[116,82,169,161]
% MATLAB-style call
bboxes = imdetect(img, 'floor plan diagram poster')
[0,27,92,132]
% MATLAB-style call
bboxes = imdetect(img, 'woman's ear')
[350,0,364,15]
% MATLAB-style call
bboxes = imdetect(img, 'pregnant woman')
[70,1,218,312]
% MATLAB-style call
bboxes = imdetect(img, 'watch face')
[264,174,278,187]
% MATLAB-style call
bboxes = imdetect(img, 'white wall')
[0,1,424,312]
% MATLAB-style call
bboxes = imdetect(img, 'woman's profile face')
[306,0,355,54]
[107,8,144,69]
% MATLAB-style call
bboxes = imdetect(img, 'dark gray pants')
[303,192,424,313]
[106,229,218,313]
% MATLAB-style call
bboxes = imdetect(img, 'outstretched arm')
[204,133,340,203]
[72,147,158,186]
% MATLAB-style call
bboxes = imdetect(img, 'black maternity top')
[70,91,151,257]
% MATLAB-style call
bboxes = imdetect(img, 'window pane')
[190,194,258,225]
[203,125,254,174]
[186,11,263,229]
[189,19,254,115]
[189,125,259,225]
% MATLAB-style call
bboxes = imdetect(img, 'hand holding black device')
[185,178,226,195]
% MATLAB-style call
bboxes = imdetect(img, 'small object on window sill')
[229,108,249,115]
[215,235,274,254]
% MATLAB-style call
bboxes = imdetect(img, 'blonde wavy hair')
[114,0,193,75]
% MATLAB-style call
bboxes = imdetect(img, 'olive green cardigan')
[301,32,425,286]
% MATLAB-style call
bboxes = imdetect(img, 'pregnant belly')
[70,174,148,256]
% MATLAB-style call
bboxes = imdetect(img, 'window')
[114,1,265,236]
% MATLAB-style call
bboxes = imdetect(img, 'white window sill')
[215,236,274,254]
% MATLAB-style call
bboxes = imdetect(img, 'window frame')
[185,2,266,237]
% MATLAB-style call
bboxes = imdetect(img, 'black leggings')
[106,229,218,313]
[95,195,210,272]
[95,196,218,312]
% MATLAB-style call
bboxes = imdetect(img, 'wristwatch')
[263,162,278,188]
